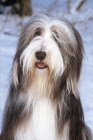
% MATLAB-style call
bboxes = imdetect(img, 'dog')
[1,14,92,140]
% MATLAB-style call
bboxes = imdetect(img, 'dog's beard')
[30,70,54,99]
[22,58,59,99]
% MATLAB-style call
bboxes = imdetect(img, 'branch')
[47,0,58,12]
[70,0,86,14]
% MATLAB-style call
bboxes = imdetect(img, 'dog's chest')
[23,99,57,140]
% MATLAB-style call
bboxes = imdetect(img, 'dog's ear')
[11,53,23,88]
[65,27,84,99]
[11,25,29,88]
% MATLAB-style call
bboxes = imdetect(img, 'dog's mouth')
[36,62,47,69]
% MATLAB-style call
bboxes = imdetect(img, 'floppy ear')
[11,24,29,88]
[65,27,84,99]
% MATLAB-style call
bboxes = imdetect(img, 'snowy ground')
[0,0,93,133]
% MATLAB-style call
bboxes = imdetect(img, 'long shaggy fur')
[1,14,92,140]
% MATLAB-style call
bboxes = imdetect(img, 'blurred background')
[0,0,93,133]
[0,0,93,35]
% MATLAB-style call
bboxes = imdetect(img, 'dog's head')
[12,14,84,98]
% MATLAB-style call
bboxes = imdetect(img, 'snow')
[0,0,93,133]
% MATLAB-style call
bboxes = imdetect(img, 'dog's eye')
[34,29,41,36]
[54,31,59,39]
[53,31,59,42]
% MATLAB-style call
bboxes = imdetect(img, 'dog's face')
[20,20,64,78]
[12,14,84,98]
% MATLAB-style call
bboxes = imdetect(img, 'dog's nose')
[35,51,46,61]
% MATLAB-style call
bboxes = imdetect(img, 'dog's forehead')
[28,14,74,38]
[31,15,67,28]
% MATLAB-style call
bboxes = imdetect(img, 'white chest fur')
[16,99,57,140]
[31,99,56,140]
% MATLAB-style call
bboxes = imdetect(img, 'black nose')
[35,51,46,61]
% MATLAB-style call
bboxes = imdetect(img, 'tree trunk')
[0,0,33,16]
[19,0,32,16]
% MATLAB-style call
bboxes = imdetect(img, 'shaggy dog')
[1,14,92,140]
